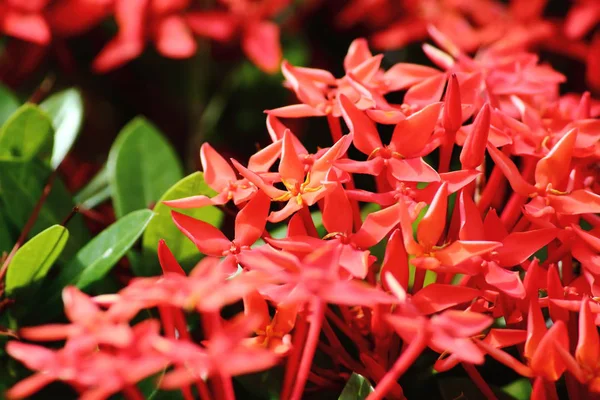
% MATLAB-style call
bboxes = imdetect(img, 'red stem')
[325,308,371,351]
[281,311,309,400]
[412,268,426,294]
[366,326,428,400]
[511,215,530,233]
[565,313,582,400]
[299,206,319,238]
[321,319,365,372]
[123,385,145,400]
[500,192,526,231]
[326,114,343,142]
[438,131,456,173]
[462,363,498,400]
[202,312,234,400]
[478,159,506,212]
[326,115,363,231]
[289,298,326,400]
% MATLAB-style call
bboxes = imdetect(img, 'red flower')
[337,94,442,182]
[0,0,51,44]
[186,0,288,73]
[233,130,352,222]
[171,190,270,270]
[397,183,502,271]
[164,143,257,209]
[93,0,198,72]
[7,320,169,400]
[268,39,403,118]
[18,286,134,348]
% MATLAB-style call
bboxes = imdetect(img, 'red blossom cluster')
[337,0,600,92]
[6,27,600,400]
[0,0,287,73]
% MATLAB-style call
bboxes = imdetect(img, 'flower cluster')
[0,0,288,73]
[5,22,600,400]
[337,0,600,92]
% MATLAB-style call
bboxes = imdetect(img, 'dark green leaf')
[0,104,53,162]
[338,373,374,400]
[5,225,68,300]
[108,117,183,218]
[235,367,284,400]
[0,210,14,254]
[40,89,84,169]
[0,83,19,126]
[140,172,223,276]
[0,160,89,259]
[36,209,154,320]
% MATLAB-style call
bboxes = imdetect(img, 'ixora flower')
[0,0,52,44]
[267,38,408,119]
[92,0,198,72]
[4,4,600,397]
[186,0,288,73]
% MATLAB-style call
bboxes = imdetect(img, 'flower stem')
[123,385,144,400]
[500,192,526,231]
[462,363,498,400]
[438,131,456,173]
[281,311,309,400]
[412,268,426,293]
[325,308,371,351]
[326,114,343,142]
[299,206,319,237]
[367,326,428,400]
[289,298,326,400]
[326,114,363,231]
[202,312,234,400]
[478,163,505,212]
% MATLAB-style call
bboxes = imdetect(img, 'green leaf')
[73,165,111,209]
[0,83,19,126]
[0,160,89,259]
[59,209,154,289]
[140,172,223,276]
[338,373,374,400]
[5,225,68,300]
[108,117,183,219]
[36,210,154,320]
[502,378,532,400]
[40,89,84,169]
[0,104,53,162]
[0,210,14,255]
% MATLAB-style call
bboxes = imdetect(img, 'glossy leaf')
[5,225,69,300]
[0,104,53,162]
[141,172,223,276]
[0,83,19,126]
[0,160,89,259]
[73,165,111,209]
[108,117,183,218]
[40,89,84,169]
[338,373,374,399]
[38,209,154,319]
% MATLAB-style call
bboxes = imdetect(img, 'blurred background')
[0,0,592,185]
